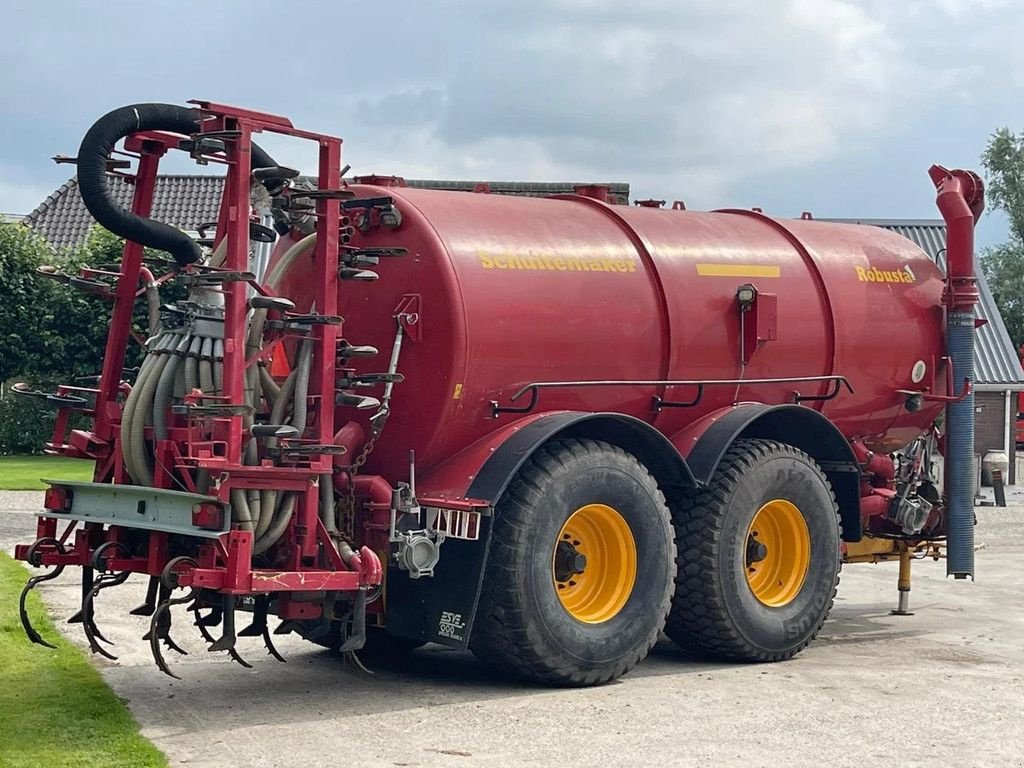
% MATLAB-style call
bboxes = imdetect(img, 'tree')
[980,128,1024,349]
[0,224,59,384]
[0,223,163,452]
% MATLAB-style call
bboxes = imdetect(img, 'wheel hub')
[553,540,588,582]
[551,503,637,624]
[746,536,768,564]
[744,499,811,608]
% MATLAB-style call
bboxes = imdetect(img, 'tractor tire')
[470,438,674,686]
[665,438,841,662]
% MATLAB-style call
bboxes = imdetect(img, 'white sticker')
[911,360,927,384]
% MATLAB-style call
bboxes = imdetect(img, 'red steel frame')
[16,101,381,605]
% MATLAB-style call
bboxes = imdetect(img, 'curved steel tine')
[67,566,94,624]
[227,647,253,669]
[262,625,286,663]
[149,600,182,680]
[241,597,285,662]
[149,591,195,677]
[162,634,188,657]
[19,537,66,648]
[81,571,130,659]
[19,569,65,648]
[84,541,131,646]
[206,595,253,670]
[190,605,219,644]
[141,583,169,642]
[148,556,198,679]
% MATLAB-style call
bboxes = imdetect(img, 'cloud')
[337,0,957,206]
[0,0,1021,216]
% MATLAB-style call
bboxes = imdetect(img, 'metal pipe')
[929,165,985,579]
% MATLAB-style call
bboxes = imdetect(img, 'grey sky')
[0,0,1021,248]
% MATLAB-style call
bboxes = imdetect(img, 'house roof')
[24,175,631,250]
[826,218,1024,390]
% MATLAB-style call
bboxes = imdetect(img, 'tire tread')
[665,438,842,662]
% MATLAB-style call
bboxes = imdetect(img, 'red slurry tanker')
[13,101,983,685]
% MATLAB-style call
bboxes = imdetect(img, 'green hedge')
[0,391,57,455]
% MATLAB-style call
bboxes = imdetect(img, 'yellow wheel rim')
[745,499,810,607]
[552,503,637,624]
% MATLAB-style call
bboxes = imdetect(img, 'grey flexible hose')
[253,494,295,555]
[184,335,202,392]
[254,340,315,551]
[245,234,316,365]
[258,363,280,406]
[172,350,186,398]
[153,334,191,440]
[199,338,215,401]
[290,340,314,434]
[320,473,337,535]
[254,367,299,541]
[231,488,254,532]
[128,342,174,487]
[121,331,172,484]
[213,339,224,394]
[144,283,161,337]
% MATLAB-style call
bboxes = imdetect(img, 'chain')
[340,429,381,541]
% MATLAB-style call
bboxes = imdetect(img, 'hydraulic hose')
[77,103,279,267]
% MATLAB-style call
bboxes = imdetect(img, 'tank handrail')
[490,375,854,417]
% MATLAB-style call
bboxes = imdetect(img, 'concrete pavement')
[2,489,1023,768]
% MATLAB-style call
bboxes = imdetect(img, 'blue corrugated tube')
[946,310,975,578]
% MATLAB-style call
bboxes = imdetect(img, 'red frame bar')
[17,100,372,622]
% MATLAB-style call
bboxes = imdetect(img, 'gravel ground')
[2,489,1023,768]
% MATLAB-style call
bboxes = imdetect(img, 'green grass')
[0,553,167,768]
[0,456,93,491]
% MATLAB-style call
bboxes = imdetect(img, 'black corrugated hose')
[76,102,279,266]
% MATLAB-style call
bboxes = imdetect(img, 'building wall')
[974,390,1014,484]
